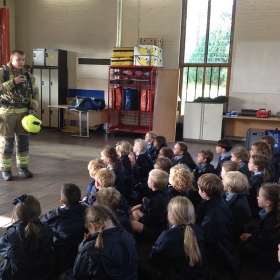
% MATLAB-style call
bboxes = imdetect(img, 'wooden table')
[48,105,108,138]
[222,116,280,137]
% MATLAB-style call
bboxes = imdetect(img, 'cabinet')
[107,66,157,134]
[33,49,67,128]
[183,102,227,141]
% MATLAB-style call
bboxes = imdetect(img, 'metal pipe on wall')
[0,8,10,65]
[116,0,122,48]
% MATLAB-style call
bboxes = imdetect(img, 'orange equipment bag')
[141,90,154,111]
[114,87,122,110]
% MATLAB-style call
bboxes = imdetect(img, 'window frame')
[179,0,237,113]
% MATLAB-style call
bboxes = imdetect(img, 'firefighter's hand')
[29,109,36,115]
[13,75,26,85]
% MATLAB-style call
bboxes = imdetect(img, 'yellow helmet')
[21,115,42,134]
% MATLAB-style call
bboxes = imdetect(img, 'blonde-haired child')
[222,171,251,241]
[220,160,240,180]
[131,169,171,242]
[69,205,138,279]
[138,197,210,279]
[95,187,133,234]
[82,158,106,206]
[0,194,56,279]
[168,164,201,209]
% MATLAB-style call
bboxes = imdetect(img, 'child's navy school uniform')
[147,142,158,162]
[41,203,87,273]
[110,164,131,198]
[115,208,134,235]
[136,153,154,181]
[82,180,97,207]
[72,227,138,280]
[0,220,57,280]
[167,185,202,210]
[173,155,197,171]
[222,189,251,241]
[120,155,134,185]
[139,189,171,240]
[215,152,231,176]
[193,163,216,181]
[148,224,211,280]
[248,172,263,217]
[238,162,251,180]
[243,209,280,271]
[196,195,239,276]
[271,149,280,183]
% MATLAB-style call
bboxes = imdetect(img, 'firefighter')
[0,49,39,181]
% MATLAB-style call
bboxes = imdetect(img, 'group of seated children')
[1,132,280,279]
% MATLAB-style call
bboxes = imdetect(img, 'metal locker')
[33,49,45,66]
[45,49,59,67]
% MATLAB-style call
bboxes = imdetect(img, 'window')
[179,0,236,114]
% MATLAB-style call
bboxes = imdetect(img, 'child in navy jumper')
[240,183,280,271]
[82,158,106,206]
[231,146,251,179]
[250,140,276,182]
[248,154,272,216]
[222,171,251,242]
[138,197,210,280]
[133,138,154,181]
[0,195,57,279]
[95,187,133,235]
[116,140,134,185]
[168,164,201,210]
[262,135,280,183]
[41,183,87,273]
[94,168,129,215]
[193,148,215,181]
[158,147,174,161]
[197,173,239,278]
[153,135,168,159]
[172,141,197,171]
[220,160,240,180]
[63,205,138,280]
[145,131,157,161]
[215,138,232,177]
[131,169,171,242]
[101,145,132,198]
[154,156,173,174]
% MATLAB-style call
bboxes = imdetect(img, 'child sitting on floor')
[131,169,171,242]
[222,171,251,242]
[82,158,106,206]
[0,194,56,279]
[41,183,87,273]
[173,141,197,171]
[193,148,215,181]
[138,196,211,280]
[215,138,232,177]
[231,146,251,179]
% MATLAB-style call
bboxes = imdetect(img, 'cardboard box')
[112,47,134,57]
[140,38,163,48]
[134,45,162,57]
[111,57,133,66]
[134,55,163,67]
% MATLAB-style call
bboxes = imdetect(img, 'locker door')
[202,104,224,141]
[41,69,50,126]
[183,102,202,139]
[33,49,45,66]
[45,50,59,67]
[33,69,42,120]
[50,69,59,128]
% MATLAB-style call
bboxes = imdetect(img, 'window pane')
[207,0,234,63]
[204,67,228,97]
[184,0,208,63]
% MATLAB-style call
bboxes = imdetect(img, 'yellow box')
[112,47,134,58]
[110,57,134,66]
[134,55,158,66]
[134,45,162,57]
